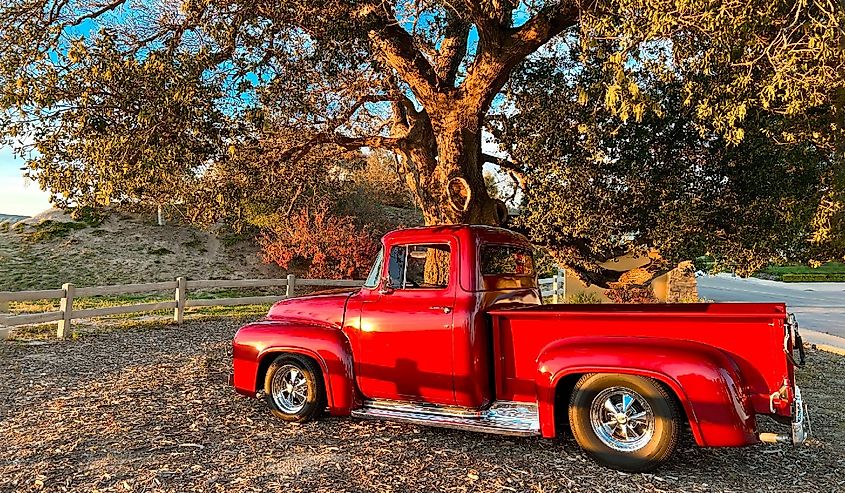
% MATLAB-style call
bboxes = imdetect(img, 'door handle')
[429,306,452,314]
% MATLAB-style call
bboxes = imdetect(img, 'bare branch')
[274,131,408,168]
[483,152,526,190]
[329,94,402,131]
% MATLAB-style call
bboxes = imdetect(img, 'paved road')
[698,274,845,340]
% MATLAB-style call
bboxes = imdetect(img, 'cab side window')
[387,244,451,289]
[388,245,406,288]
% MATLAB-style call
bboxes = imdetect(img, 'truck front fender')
[233,319,357,415]
[535,336,756,447]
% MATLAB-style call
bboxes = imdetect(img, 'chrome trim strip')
[352,400,541,437]
[362,399,483,418]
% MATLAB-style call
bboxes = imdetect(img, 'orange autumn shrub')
[260,207,379,280]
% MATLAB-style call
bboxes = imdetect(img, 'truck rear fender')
[232,320,357,415]
[535,336,757,447]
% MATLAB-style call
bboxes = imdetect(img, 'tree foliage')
[2,29,228,208]
[0,0,843,284]
[499,46,843,283]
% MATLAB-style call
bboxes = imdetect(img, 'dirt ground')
[1,318,843,493]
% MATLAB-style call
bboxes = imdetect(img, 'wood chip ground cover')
[1,319,843,492]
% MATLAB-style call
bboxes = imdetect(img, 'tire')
[568,373,680,472]
[263,354,326,423]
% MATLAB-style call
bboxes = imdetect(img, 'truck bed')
[486,302,793,415]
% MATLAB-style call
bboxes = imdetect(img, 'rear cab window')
[479,244,536,290]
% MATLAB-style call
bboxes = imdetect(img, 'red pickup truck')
[231,225,809,471]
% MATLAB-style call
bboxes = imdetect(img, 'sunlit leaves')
[501,48,844,277]
[580,0,845,150]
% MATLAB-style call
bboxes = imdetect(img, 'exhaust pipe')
[758,432,790,444]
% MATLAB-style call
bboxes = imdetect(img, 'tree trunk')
[398,105,506,227]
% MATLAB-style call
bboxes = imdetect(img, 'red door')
[355,242,457,404]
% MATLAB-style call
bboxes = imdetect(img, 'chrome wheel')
[589,386,655,452]
[270,364,309,414]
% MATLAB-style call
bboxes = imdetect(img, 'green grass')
[757,262,845,282]
[24,219,88,243]
[9,288,283,314]
[6,289,275,340]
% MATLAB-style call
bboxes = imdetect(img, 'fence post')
[174,277,187,324]
[559,267,566,302]
[551,270,560,304]
[0,298,9,340]
[285,274,296,298]
[57,283,75,339]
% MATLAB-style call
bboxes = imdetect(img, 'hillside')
[0,209,285,291]
[0,214,28,224]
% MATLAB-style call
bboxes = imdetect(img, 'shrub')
[24,220,87,243]
[605,285,658,304]
[70,206,105,227]
[782,273,845,282]
[260,207,379,280]
[567,291,603,304]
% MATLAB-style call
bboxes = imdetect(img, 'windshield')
[364,247,384,288]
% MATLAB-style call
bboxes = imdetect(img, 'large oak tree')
[1,1,843,285]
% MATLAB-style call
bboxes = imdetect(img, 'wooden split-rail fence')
[0,270,566,340]
[0,275,361,339]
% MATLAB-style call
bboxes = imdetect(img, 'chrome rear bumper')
[759,385,811,445]
[791,385,810,444]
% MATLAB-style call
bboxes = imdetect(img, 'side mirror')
[379,276,395,295]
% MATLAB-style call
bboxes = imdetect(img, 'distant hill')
[0,208,285,291]
[0,214,28,224]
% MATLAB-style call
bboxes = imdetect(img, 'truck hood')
[266,288,357,328]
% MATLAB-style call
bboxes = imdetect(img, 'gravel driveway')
[1,319,843,493]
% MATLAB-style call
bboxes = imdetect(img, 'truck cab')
[231,225,809,472]
[350,225,539,409]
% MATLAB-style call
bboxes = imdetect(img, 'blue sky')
[0,146,51,216]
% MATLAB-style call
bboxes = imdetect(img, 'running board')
[351,400,541,437]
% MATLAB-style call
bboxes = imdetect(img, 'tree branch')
[507,2,581,57]
[329,94,402,131]
[275,131,407,167]
[482,152,523,172]
[432,12,471,87]
[483,152,526,191]
[462,1,580,110]
[365,5,440,105]
[461,1,518,34]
